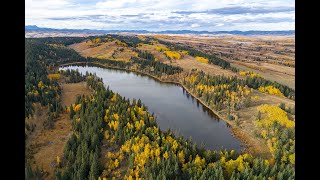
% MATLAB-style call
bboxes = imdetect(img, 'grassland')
[155,34,295,89]
[231,61,295,89]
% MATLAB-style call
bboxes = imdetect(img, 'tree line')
[28,37,87,46]
[245,76,295,100]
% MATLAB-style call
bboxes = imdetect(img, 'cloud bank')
[25,0,295,31]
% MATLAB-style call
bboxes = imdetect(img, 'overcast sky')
[25,0,295,31]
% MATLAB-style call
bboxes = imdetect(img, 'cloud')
[25,0,295,31]
[175,6,294,15]
[191,24,200,28]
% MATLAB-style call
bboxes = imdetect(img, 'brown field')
[60,81,91,106]
[155,34,295,88]
[155,34,295,64]
[168,55,239,77]
[26,77,91,179]
[69,40,137,61]
[231,61,295,89]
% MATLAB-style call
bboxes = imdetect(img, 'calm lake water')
[60,65,243,151]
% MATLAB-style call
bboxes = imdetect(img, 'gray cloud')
[48,17,77,20]
[31,1,294,31]
[120,14,141,17]
[48,15,116,22]
[175,6,294,15]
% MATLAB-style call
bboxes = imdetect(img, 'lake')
[60,65,243,151]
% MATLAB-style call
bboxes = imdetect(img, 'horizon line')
[25,25,295,32]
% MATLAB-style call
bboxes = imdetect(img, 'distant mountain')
[25,25,294,36]
[156,30,294,35]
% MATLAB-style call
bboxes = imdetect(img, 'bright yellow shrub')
[195,56,209,64]
[115,40,127,47]
[164,51,181,60]
[289,153,295,164]
[181,50,188,55]
[257,104,295,128]
[163,151,169,160]
[155,45,169,51]
[258,86,284,97]
[239,71,262,78]
[73,104,81,112]
[48,74,61,80]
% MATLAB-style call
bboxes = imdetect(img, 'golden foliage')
[164,51,181,60]
[38,81,45,90]
[221,154,251,177]
[194,154,206,170]
[48,73,61,80]
[239,71,262,78]
[108,120,119,131]
[256,104,295,160]
[67,103,81,112]
[73,104,81,112]
[163,151,169,160]
[257,104,295,128]
[155,45,169,51]
[251,96,260,101]
[104,130,110,140]
[258,86,284,97]
[57,156,61,165]
[115,40,128,47]
[92,38,101,44]
[289,153,295,165]
[181,50,188,55]
[178,150,185,164]
[137,35,146,41]
[111,94,117,102]
[195,56,209,64]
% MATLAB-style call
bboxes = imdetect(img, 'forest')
[25,40,63,127]
[54,73,294,180]
[25,36,295,179]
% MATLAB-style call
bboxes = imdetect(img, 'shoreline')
[59,61,256,154]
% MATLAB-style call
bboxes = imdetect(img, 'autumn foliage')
[56,73,294,180]
[258,86,285,97]
[239,71,262,78]
[255,104,295,166]
[48,73,61,80]
[164,50,181,60]
[26,37,295,180]
[195,56,209,64]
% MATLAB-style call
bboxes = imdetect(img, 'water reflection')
[60,64,242,151]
